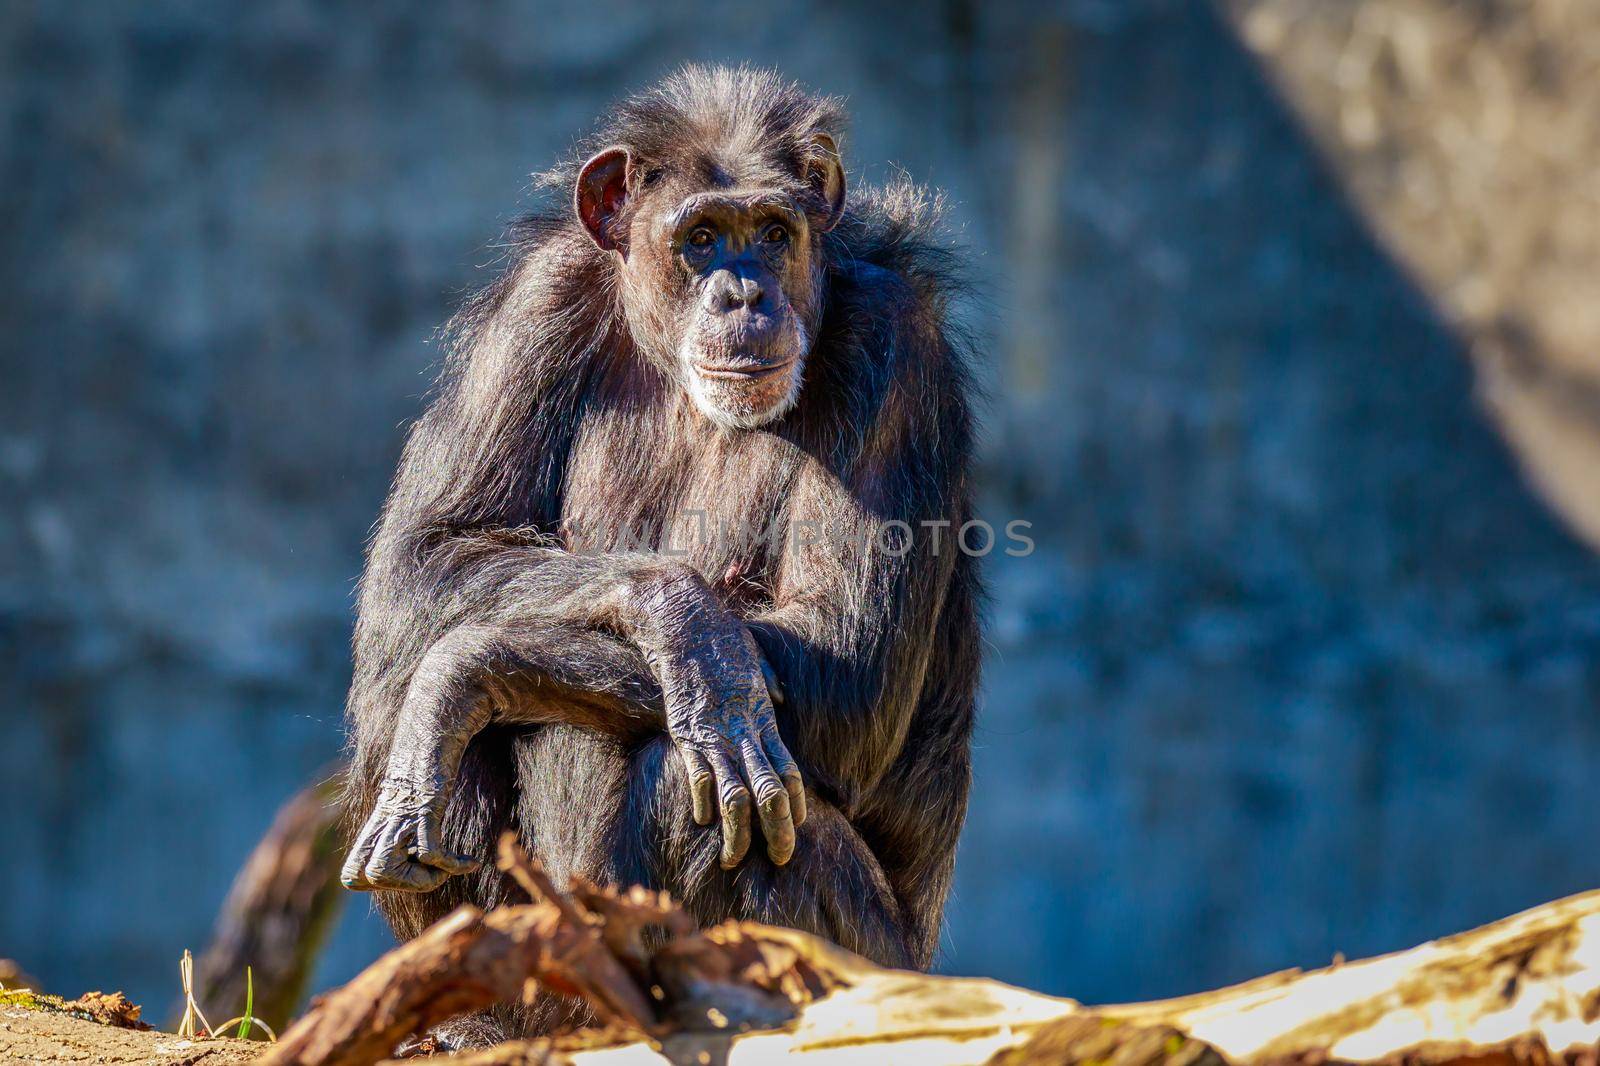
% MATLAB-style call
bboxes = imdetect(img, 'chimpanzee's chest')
[558,394,806,607]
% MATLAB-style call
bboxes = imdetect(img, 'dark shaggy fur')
[345,66,981,1038]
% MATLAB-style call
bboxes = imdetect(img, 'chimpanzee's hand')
[643,574,806,868]
[340,772,481,892]
[662,624,807,868]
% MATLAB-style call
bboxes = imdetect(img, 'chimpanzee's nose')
[709,271,764,313]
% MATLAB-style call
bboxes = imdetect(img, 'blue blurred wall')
[3,0,1599,1016]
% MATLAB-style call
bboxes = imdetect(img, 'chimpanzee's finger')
[376,857,453,892]
[679,745,715,826]
[340,832,377,890]
[763,726,807,828]
[758,656,785,705]
[708,745,752,868]
[414,817,481,876]
[341,811,393,889]
[741,736,795,865]
[362,820,454,892]
[362,819,409,887]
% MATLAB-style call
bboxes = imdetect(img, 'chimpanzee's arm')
[344,531,801,891]
[747,285,973,814]
[748,486,962,814]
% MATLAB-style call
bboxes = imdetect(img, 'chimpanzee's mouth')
[694,359,794,381]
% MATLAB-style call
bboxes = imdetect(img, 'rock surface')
[3,0,1600,1018]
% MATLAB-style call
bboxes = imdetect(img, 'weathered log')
[270,831,1600,1066]
[258,903,566,1066]
[0,959,40,992]
[191,768,347,1032]
[259,836,662,1066]
[1112,887,1600,1063]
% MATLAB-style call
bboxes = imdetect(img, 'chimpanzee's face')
[575,137,844,429]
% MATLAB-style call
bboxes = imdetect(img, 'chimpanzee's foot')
[393,1011,506,1055]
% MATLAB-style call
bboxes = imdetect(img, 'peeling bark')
[266,833,1600,1066]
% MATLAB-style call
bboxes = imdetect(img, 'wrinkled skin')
[640,576,807,866]
[579,132,842,430]
[342,569,805,890]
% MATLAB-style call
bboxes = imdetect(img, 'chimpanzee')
[341,65,981,1037]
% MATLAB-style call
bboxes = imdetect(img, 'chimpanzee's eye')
[763,224,789,244]
[687,226,715,248]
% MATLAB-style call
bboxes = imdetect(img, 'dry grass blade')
[175,949,215,1040]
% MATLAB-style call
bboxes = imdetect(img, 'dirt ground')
[0,1003,258,1065]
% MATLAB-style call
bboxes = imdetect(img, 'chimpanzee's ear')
[802,133,846,233]
[575,147,632,252]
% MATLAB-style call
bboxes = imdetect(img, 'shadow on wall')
[0,0,1598,1018]
[952,1,1600,998]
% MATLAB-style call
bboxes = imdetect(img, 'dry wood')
[1111,887,1600,1063]
[487,834,661,1031]
[256,904,540,1066]
[262,833,867,1065]
[0,958,40,991]
[263,832,1600,1066]
[444,891,1600,1066]
[259,837,662,1066]
[192,768,347,1031]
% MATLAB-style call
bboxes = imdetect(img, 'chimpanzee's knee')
[618,735,913,969]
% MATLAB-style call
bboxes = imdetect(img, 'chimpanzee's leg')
[502,729,912,1038]
[614,735,914,968]
[419,724,634,1045]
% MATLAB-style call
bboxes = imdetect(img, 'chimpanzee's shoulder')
[448,211,609,334]
[825,180,968,314]
[823,183,981,434]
